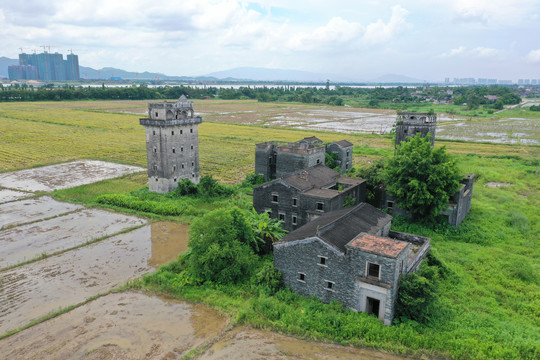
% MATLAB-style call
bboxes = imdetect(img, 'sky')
[1,0,539,81]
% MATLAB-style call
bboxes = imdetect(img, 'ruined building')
[140,96,202,193]
[255,137,353,181]
[395,112,437,148]
[253,164,365,231]
[274,203,431,325]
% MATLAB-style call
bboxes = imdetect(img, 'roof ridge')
[317,203,365,239]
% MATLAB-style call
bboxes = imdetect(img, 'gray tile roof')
[332,140,354,147]
[277,203,392,253]
[279,164,339,191]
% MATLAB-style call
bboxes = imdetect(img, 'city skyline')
[1,0,539,82]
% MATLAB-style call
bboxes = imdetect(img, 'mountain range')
[0,57,426,83]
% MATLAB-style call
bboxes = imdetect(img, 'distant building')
[140,96,203,193]
[395,112,437,148]
[8,51,80,81]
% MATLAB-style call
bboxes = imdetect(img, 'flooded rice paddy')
[0,208,146,268]
[0,221,189,334]
[1,291,228,360]
[0,189,31,204]
[0,196,84,229]
[0,160,144,192]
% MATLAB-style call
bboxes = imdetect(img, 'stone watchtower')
[395,112,436,148]
[140,96,203,193]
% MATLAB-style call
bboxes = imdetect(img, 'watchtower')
[395,112,436,148]
[140,96,203,193]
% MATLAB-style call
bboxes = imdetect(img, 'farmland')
[1,100,539,359]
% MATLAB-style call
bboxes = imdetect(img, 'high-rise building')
[8,51,80,81]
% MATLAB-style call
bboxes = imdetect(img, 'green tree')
[187,207,258,284]
[246,208,287,255]
[385,134,461,221]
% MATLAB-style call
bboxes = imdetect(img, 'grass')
[1,99,539,359]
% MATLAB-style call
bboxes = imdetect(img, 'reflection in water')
[148,222,190,267]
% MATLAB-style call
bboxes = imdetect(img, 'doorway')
[366,297,380,318]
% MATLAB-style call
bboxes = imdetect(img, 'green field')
[1,100,539,359]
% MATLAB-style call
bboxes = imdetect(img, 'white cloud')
[284,5,409,51]
[471,47,498,57]
[363,5,409,45]
[440,46,466,58]
[450,0,539,25]
[526,49,540,63]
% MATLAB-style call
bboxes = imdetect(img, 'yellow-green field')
[0,100,538,183]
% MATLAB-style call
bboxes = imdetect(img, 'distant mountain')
[204,67,334,82]
[370,73,425,84]
[0,57,18,77]
[78,66,194,80]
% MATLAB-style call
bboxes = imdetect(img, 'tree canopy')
[385,134,461,221]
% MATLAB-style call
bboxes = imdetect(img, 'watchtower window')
[292,215,297,225]
[316,159,320,164]
[153,147,157,153]
[191,161,194,167]
[174,178,177,182]
[171,131,175,135]
[326,281,334,291]
[180,146,184,152]
[153,130,156,135]
[367,262,380,279]
[153,164,157,171]
[192,173,195,178]
[181,164,185,169]
[172,148,176,153]
[173,165,176,171]
[190,145,194,150]
[155,112,158,117]
[180,130,183,134]
[190,128,193,133]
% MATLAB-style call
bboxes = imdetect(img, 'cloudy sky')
[1,0,539,81]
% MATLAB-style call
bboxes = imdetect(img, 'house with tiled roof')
[253,164,366,231]
[273,203,431,325]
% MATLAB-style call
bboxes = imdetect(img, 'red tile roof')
[347,233,408,258]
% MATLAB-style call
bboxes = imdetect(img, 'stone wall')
[327,143,353,174]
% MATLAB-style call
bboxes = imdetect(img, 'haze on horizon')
[1,0,539,82]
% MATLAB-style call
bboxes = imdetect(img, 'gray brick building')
[253,164,366,231]
[395,112,437,148]
[140,96,202,193]
[255,137,354,181]
[326,140,353,173]
[273,203,431,325]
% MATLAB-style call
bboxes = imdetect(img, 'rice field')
[0,100,538,183]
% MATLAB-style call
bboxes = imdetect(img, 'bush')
[394,261,439,324]
[174,178,198,196]
[241,173,265,188]
[253,258,284,295]
[96,193,184,215]
[198,175,236,197]
[187,207,258,284]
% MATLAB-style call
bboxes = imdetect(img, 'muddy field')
[0,208,146,268]
[0,189,32,204]
[0,221,189,334]
[0,196,84,229]
[0,291,228,360]
[0,160,144,192]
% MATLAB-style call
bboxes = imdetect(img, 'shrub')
[253,259,284,295]
[241,173,265,188]
[174,178,198,196]
[198,175,236,197]
[187,207,258,284]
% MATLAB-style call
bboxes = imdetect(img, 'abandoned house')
[395,111,437,148]
[253,164,366,231]
[140,95,202,193]
[255,136,353,181]
[381,174,474,226]
[273,202,431,325]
